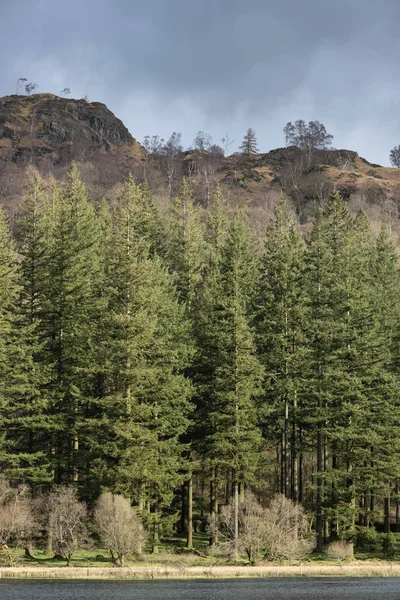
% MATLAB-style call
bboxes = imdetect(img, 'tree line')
[0,163,400,556]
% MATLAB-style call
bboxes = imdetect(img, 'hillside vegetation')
[1,95,400,565]
[1,94,400,241]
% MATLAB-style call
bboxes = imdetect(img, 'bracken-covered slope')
[1,93,400,229]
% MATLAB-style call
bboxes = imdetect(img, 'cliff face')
[0,93,143,163]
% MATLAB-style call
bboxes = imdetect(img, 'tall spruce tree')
[305,192,355,548]
[42,163,102,484]
[166,178,205,309]
[206,211,264,553]
[100,177,193,552]
[305,195,400,549]
[255,196,307,501]
[165,178,206,547]
[0,203,50,485]
[193,187,229,543]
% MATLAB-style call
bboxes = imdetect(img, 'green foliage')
[1,166,400,560]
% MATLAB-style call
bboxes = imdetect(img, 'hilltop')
[0,93,143,161]
[1,93,400,231]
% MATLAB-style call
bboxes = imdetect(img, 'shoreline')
[1,564,400,580]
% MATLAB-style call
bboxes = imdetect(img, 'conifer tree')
[165,178,205,546]
[0,204,50,484]
[192,188,229,541]
[100,177,193,552]
[239,128,259,156]
[367,226,400,535]
[305,192,355,548]
[206,211,264,553]
[255,196,307,501]
[42,163,102,484]
[166,178,205,309]
[305,195,400,548]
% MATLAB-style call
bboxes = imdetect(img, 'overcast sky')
[1,0,400,165]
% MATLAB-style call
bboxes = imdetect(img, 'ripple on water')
[0,577,400,600]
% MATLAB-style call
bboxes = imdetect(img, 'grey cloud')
[0,0,400,163]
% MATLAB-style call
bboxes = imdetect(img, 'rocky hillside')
[0,93,143,163]
[1,93,400,232]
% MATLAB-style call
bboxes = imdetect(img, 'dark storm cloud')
[1,0,400,163]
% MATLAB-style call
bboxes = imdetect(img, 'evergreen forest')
[1,162,400,559]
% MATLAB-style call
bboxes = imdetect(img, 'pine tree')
[165,177,206,546]
[367,225,400,537]
[166,178,205,309]
[192,188,229,542]
[99,178,193,552]
[255,196,307,501]
[42,163,102,484]
[205,211,264,553]
[239,128,259,156]
[305,192,355,548]
[0,203,50,485]
[305,195,400,548]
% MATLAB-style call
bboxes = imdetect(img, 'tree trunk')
[180,483,187,535]
[383,491,391,555]
[72,434,79,483]
[209,475,218,546]
[323,439,329,543]
[186,477,193,548]
[46,517,53,555]
[233,480,239,558]
[384,493,390,534]
[24,543,34,559]
[239,482,245,503]
[292,392,298,502]
[316,427,324,551]
[152,501,160,554]
[284,396,290,498]
[280,432,284,495]
[298,427,303,504]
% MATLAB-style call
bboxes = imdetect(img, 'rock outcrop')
[0,93,142,163]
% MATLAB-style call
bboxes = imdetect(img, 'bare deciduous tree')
[208,492,314,564]
[389,145,400,168]
[0,477,36,565]
[60,88,71,98]
[94,492,146,566]
[161,132,183,197]
[209,144,224,156]
[16,77,27,95]
[262,495,314,562]
[221,134,234,156]
[193,131,213,151]
[284,120,333,150]
[143,135,165,155]
[284,120,333,170]
[25,82,38,96]
[47,486,88,566]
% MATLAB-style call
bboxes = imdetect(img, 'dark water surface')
[1,578,400,600]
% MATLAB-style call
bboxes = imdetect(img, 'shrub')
[208,492,314,564]
[325,539,354,561]
[94,492,146,566]
[47,486,88,566]
[262,495,315,562]
[0,477,36,565]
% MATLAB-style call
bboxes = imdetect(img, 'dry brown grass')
[0,563,400,579]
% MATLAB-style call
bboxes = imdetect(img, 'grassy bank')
[3,532,400,579]
[1,563,400,579]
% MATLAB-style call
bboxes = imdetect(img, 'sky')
[1,0,400,165]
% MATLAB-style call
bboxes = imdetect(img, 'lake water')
[1,578,400,600]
